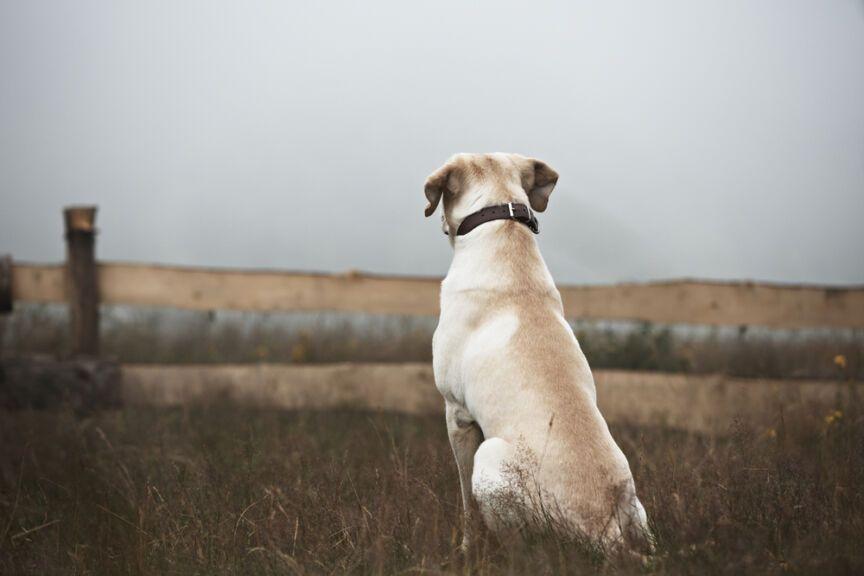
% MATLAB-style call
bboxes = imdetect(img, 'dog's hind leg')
[621,494,655,554]
[445,402,484,551]
[471,437,524,532]
[604,481,655,554]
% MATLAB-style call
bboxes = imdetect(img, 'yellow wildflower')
[824,410,843,425]
[291,343,308,363]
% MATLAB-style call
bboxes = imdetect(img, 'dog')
[425,153,651,551]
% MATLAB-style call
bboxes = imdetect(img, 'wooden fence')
[121,363,861,436]
[2,206,863,434]
[9,260,864,329]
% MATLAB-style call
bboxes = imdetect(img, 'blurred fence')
[121,363,861,436]
[2,206,863,433]
[10,261,864,329]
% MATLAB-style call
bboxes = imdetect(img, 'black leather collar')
[455,202,539,236]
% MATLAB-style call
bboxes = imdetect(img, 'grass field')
[1,401,862,575]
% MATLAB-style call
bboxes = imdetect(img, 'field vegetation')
[1,399,863,575]
[2,305,861,380]
[1,305,862,573]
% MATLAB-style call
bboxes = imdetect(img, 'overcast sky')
[1,1,862,285]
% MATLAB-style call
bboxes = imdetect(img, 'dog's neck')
[442,219,557,296]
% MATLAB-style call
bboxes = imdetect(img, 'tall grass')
[1,399,862,574]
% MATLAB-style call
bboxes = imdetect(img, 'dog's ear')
[521,158,559,213]
[424,159,461,217]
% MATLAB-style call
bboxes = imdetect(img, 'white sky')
[2,1,863,285]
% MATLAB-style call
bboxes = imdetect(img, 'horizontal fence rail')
[10,261,864,328]
[1,356,859,435]
[4,208,861,435]
[120,363,862,436]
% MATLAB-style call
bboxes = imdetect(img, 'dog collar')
[455,202,539,236]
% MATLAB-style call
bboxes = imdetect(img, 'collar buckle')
[455,202,540,236]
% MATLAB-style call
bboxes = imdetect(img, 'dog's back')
[436,221,647,544]
[427,153,651,549]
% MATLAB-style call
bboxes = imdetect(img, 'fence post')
[0,256,8,355]
[64,206,100,356]
[0,255,11,314]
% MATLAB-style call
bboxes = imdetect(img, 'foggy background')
[1,1,862,285]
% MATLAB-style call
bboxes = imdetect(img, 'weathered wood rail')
[9,261,864,329]
[121,363,862,436]
[2,206,863,433]
[1,356,858,435]
[4,206,864,340]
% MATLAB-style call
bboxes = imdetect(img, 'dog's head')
[423,153,559,239]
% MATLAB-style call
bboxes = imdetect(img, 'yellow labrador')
[425,153,651,551]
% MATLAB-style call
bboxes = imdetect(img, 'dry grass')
[1,399,862,575]
[2,305,862,573]
[2,305,862,380]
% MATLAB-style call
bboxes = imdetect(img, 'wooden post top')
[64,206,98,233]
